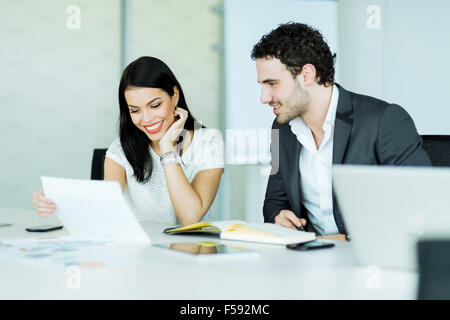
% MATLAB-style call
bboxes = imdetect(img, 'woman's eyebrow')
[128,97,161,108]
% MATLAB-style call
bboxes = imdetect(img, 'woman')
[32,56,224,225]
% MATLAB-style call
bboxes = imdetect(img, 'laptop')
[332,165,450,271]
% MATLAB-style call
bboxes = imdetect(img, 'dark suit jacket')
[263,83,432,234]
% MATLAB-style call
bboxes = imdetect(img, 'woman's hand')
[32,190,56,217]
[159,107,189,154]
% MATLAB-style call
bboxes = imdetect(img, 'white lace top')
[105,128,225,224]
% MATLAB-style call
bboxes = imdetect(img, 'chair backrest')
[421,135,450,167]
[417,239,450,299]
[91,148,107,180]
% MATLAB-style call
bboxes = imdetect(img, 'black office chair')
[417,136,450,299]
[417,240,450,299]
[421,135,450,167]
[91,148,107,180]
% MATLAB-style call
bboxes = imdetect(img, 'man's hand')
[317,234,347,242]
[274,209,307,230]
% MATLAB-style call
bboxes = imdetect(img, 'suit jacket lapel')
[285,127,302,214]
[333,83,353,164]
[331,84,353,234]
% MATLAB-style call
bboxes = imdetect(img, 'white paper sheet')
[41,177,150,243]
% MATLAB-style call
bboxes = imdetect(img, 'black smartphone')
[287,240,335,251]
[25,225,64,232]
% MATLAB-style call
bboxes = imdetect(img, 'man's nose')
[260,87,272,105]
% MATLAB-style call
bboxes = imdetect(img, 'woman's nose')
[141,107,153,122]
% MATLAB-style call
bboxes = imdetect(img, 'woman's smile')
[143,120,165,134]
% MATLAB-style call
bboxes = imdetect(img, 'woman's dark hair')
[118,56,198,183]
[251,22,336,86]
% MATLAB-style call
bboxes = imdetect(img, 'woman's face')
[125,86,179,142]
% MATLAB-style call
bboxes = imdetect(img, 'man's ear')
[298,64,317,87]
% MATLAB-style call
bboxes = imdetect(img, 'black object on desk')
[418,239,450,299]
[287,240,335,251]
[25,225,64,232]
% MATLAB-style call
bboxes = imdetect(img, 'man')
[251,22,431,239]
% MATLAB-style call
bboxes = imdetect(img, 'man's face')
[256,57,309,124]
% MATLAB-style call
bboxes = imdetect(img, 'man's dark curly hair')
[251,22,336,86]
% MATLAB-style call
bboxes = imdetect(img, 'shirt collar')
[323,84,339,131]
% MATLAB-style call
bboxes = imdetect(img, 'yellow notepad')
[164,220,315,245]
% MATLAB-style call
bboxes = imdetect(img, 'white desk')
[0,208,418,299]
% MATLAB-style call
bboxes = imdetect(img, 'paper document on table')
[41,176,150,243]
[0,236,142,268]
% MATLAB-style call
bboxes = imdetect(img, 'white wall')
[0,0,120,209]
[131,0,222,130]
[338,0,450,134]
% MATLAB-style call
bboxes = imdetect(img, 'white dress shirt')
[289,85,339,235]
